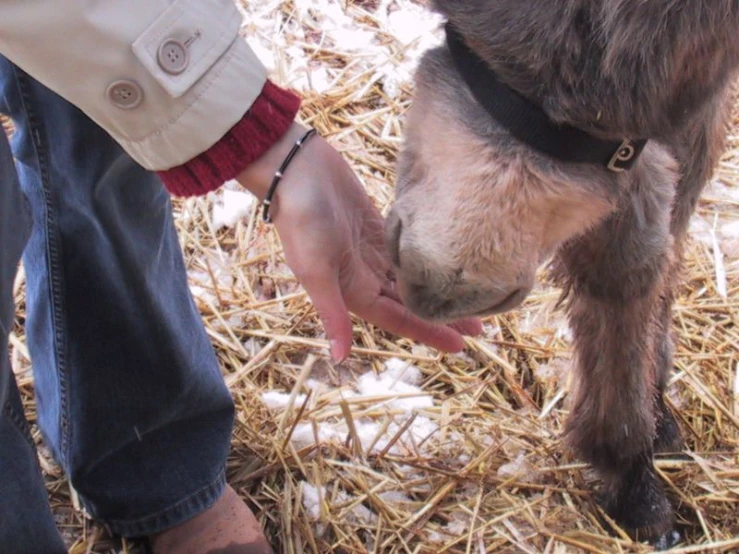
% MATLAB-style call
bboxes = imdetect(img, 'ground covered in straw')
[7,1,739,552]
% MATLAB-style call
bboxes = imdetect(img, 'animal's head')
[385,0,739,323]
[385,46,622,323]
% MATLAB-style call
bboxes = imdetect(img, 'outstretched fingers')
[345,260,469,354]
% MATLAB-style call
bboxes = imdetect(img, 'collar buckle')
[607,139,641,172]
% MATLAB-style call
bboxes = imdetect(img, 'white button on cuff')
[157,39,190,75]
[131,0,243,98]
[106,80,143,109]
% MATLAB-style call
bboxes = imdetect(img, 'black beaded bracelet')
[262,127,318,223]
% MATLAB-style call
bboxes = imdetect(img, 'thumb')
[299,269,354,362]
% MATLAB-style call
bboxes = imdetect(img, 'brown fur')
[386,0,739,547]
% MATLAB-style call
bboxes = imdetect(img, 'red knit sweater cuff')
[157,80,302,197]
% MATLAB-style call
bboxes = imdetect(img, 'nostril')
[385,210,403,268]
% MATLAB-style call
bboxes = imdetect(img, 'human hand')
[237,122,482,362]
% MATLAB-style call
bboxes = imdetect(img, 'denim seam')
[13,69,72,469]
[90,466,227,537]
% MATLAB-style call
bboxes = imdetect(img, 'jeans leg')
[0,123,67,552]
[0,59,235,537]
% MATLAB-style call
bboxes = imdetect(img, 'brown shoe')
[148,485,273,554]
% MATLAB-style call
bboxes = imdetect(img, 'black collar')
[444,23,647,172]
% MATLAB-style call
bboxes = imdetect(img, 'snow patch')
[212,189,254,230]
[261,391,308,410]
[383,357,423,385]
[265,358,443,456]
[497,452,537,483]
[301,482,377,524]
[356,367,433,412]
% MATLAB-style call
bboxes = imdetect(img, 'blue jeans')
[0,58,235,551]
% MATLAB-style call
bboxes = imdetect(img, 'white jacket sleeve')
[0,0,267,170]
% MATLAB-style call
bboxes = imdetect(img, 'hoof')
[597,493,679,549]
[621,521,680,550]
[650,529,681,550]
[600,461,677,549]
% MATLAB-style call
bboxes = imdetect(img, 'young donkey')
[385,0,739,547]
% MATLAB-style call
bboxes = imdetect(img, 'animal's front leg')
[563,285,677,546]
[552,172,679,547]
